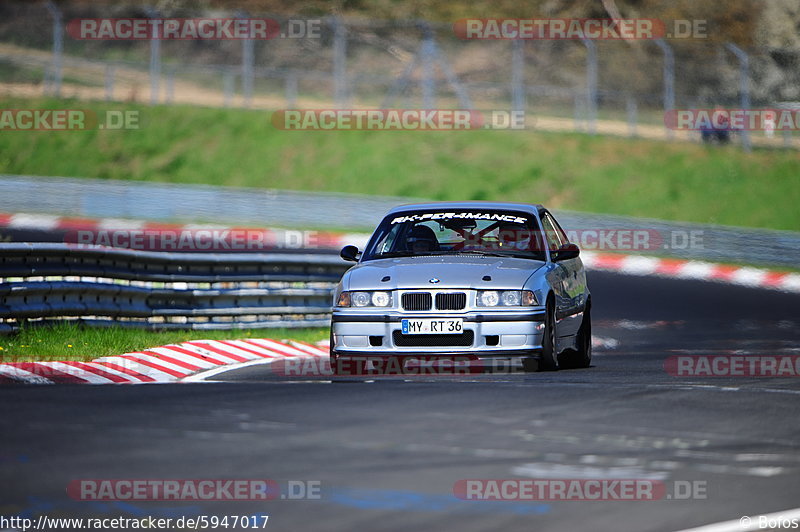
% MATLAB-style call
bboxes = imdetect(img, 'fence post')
[285,73,298,108]
[146,8,161,105]
[239,11,254,108]
[420,23,437,108]
[573,91,583,131]
[580,37,597,134]
[45,1,63,98]
[511,39,525,114]
[223,69,235,107]
[332,17,348,108]
[104,65,115,101]
[166,70,175,103]
[626,97,638,137]
[724,43,751,152]
[654,39,675,139]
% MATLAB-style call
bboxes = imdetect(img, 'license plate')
[401,318,463,335]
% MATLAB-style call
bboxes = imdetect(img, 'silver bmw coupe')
[331,202,591,373]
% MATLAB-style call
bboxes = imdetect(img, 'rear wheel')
[558,304,592,369]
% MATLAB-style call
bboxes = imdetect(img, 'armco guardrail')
[0,175,415,231]
[0,244,351,334]
[3,176,800,268]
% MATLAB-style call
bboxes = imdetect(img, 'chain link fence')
[1,3,799,150]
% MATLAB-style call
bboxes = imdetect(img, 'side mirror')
[340,245,360,262]
[553,242,580,262]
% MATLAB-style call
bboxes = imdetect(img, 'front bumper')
[331,309,546,362]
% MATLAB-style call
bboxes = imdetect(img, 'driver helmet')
[497,222,532,251]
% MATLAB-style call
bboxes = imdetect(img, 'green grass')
[0,323,328,362]
[1,97,799,231]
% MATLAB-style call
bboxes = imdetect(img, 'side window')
[547,213,569,244]
[540,213,564,251]
[371,224,401,255]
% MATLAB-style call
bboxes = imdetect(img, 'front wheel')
[558,305,592,369]
[523,300,557,372]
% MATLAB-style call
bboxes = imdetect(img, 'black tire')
[558,304,592,369]
[536,299,558,372]
[329,331,341,376]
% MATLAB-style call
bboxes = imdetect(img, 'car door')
[542,211,586,336]
[540,212,570,320]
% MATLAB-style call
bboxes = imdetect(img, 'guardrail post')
[724,43,751,152]
[45,1,63,98]
[580,37,598,134]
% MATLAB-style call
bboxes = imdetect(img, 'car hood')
[344,255,545,290]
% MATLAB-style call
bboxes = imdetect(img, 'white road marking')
[676,506,800,532]
[182,357,278,382]
[511,463,669,481]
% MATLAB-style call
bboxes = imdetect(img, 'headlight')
[336,291,393,308]
[501,291,521,306]
[371,291,391,307]
[351,291,371,307]
[478,290,500,307]
[477,290,538,307]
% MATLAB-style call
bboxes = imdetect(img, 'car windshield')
[361,209,547,261]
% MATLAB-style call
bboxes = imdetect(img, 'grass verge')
[1,97,799,231]
[0,323,329,362]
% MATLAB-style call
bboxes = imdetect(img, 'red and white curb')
[0,338,328,385]
[580,251,800,294]
[2,212,798,293]
[0,335,623,385]
[0,212,368,250]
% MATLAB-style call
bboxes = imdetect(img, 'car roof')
[387,201,544,216]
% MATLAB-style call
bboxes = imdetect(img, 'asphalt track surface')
[1,271,799,532]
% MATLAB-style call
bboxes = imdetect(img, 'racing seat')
[406,225,440,253]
